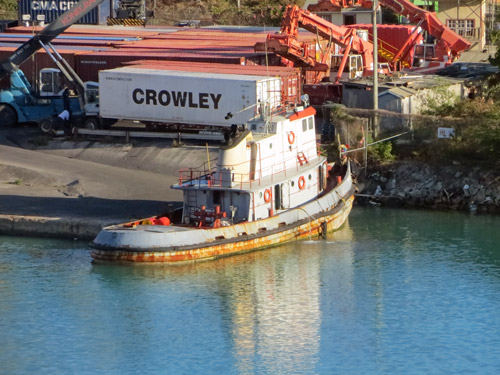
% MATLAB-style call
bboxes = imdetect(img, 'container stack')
[0,25,316,101]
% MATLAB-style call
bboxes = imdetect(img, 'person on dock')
[55,109,71,136]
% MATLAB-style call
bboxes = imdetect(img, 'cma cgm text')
[132,89,222,109]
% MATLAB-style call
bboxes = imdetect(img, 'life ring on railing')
[298,176,306,190]
[288,131,295,144]
[264,189,272,203]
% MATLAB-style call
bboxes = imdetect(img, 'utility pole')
[368,0,379,170]
[372,0,378,112]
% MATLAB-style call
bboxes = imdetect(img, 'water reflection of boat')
[90,232,356,372]
[91,105,354,263]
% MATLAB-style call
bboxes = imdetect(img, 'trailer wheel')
[39,118,54,134]
[0,104,17,127]
[84,117,101,130]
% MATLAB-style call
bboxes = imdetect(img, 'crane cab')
[39,68,65,97]
[37,67,99,107]
[331,54,364,80]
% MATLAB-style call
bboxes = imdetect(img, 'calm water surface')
[1,208,499,375]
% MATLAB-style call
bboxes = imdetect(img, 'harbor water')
[1,207,499,374]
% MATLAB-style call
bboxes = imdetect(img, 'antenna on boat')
[263,106,272,134]
[206,143,211,175]
[262,23,276,135]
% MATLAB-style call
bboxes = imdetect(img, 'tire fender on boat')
[264,188,272,203]
[288,131,295,144]
[298,176,306,190]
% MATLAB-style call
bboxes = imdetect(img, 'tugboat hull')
[90,105,356,263]
[91,177,354,263]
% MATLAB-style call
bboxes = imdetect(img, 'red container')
[346,24,423,66]
[303,83,342,106]
[74,50,251,82]
[0,46,78,85]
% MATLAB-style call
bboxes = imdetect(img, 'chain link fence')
[319,105,493,166]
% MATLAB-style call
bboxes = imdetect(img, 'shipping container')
[346,24,423,66]
[0,45,79,85]
[74,50,248,82]
[303,83,342,106]
[18,0,112,25]
[99,67,282,127]
[122,60,302,105]
[5,25,162,38]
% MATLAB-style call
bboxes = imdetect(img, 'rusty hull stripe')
[91,195,354,263]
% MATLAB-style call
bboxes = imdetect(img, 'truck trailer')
[97,67,282,129]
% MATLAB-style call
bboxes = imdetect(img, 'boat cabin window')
[213,191,221,204]
[274,184,282,210]
[308,117,313,130]
[302,119,307,132]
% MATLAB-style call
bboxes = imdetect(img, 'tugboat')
[91,104,355,263]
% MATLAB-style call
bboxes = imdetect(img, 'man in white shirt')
[57,109,71,136]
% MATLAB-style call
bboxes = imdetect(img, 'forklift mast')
[0,0,105,82]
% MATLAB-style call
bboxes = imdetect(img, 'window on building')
[343,14,356,25]
[319,14,332,23]
[446,19,475,37]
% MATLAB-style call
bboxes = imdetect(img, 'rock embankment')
[358,161,500,214]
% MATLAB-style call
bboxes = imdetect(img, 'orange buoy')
[264,188,272,203]
[298,176,306,190]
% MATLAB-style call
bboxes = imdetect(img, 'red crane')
[255,5,374,84]
[256,1,472,82]
[309,0,471,69]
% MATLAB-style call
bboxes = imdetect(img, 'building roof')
[379,86,416,98]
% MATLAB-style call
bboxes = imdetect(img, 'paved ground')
[0,126,217,222]
[457,45,496,64]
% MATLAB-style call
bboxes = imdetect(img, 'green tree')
[0,0,17,14]
[209,0,304,26]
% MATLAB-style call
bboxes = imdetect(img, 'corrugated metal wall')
[17,0,112,25]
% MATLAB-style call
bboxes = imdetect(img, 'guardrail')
[55,128,225,142]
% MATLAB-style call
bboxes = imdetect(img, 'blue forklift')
[0,0,103,129]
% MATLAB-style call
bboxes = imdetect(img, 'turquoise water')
[1,208,499,375]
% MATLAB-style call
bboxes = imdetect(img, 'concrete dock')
[0,127,218,240]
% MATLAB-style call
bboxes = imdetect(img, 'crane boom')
[368,0,471,58]
[0,0,105,81]
[255,5,374,83]
[309,0,471,60]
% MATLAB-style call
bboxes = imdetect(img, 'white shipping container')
[98,67,282,127]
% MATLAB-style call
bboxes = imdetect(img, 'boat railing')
[178,143,321,189]
[178,169,262,189]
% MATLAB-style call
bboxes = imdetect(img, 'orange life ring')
[288,131,295,144]
[264,189,272,203]
[298,176,306,190]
